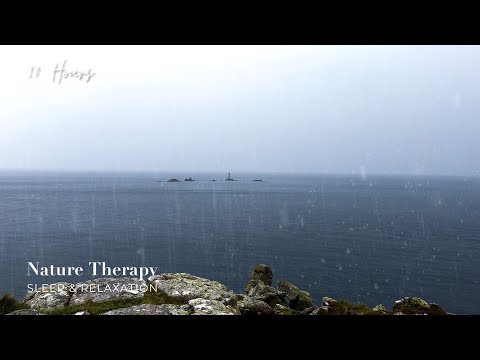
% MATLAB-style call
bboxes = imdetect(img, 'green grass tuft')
[0,293,29,315]
[44,288,189,315]
[325,299,388,315]
[45,298,144,315]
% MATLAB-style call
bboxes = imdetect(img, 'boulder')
[189,298,240,315]
[322,296,338,306]
[24,282,73,310]
[103,304,190,315]
[277,280,314,311]
[70,277,147,306]
[392,297,447,315]
[392,297,443,315]
[273,304,300,315]
[7,309,44,315]
[250,264,273,285]
[247,282,277,298]
[237,296,274,315]
[311,306,329,315]
[290,296,314,312]
[149,273,236,306]
[247,281,287,308]
[372,304,389,313]
[245,279,263,294]
[301,307,316,314]
[429,303,448,315]
[235,293,246,301]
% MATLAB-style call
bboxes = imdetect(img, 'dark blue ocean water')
[0,171,479,314]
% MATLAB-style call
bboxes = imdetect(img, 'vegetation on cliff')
[1,265,449,315]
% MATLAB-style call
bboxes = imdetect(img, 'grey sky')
[0,45,479,176]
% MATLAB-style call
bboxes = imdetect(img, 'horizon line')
[0,168,478,178]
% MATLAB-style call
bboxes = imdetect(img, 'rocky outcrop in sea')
[2,264,449,315]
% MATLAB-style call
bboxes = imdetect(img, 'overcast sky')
[0,45,479,176]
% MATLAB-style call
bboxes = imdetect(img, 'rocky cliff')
[2,264,448,315]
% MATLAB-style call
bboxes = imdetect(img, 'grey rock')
[322,296,338,306]
[7,309,44,315]
[24,282,73,310]
[372,304,388,313]
[273,304,300,315]
[255,292,285,308]
[149,273,236,306]
[290,296,314,312]
[245,279,263,294]
[235,293,245,301]
[277,280,314,311]
[429,303,448,315]
[250,264,273,285]
[103,304,190,315]
[70,277,147,306]
[247,281,287,308]
[393,297,447,315]
[237,296,274,315]
[189,298,240,315]
[311,306,329,315]
[247,282,278,297]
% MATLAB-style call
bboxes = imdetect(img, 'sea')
[0,171,479,314]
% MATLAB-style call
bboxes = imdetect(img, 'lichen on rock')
[246,281,287,308]
[189,298,240,315]
[311,306,329,315]
[277,280,314,311]
[322,296,337,307]
[7,309,44,315]
[372,304,388,313]
[148,273,237,306]
[103,304,190,315]
[274,304,300,315]
[70,277,147,306]
[24,282,73,310]
[237,296,274,315]
[250,264,273,285]
[392,297,447,315]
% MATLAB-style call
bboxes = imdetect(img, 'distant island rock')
[167,178,181,182]
[184,177,194,182]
